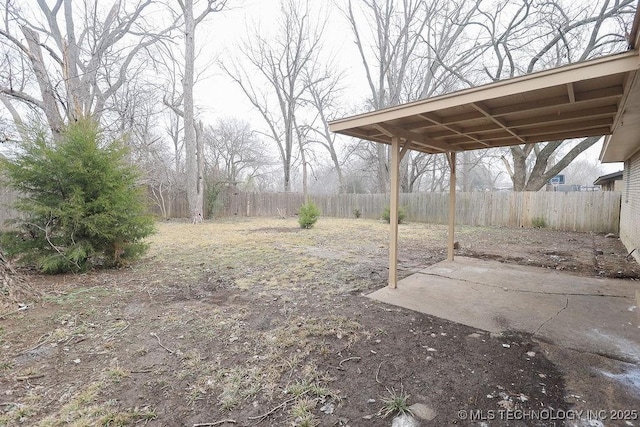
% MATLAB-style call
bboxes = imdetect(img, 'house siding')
[620,150,640,263]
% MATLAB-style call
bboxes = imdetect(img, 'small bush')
[298,201,320,229]
[353,208,361,219]
[381,205,406,224]
[531,217,547,228]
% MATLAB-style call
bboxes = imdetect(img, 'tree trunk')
[377,144,389,192]
[183,0,203,223]
[462,150,471,192]
[324,136,345,193]
[196,120,205,217]
[400,149,410,193]
[21,26,64,141]
[296,125,308,199]
[507,137,600,191]
[301,152,308,200]
[509,146,528,191]
[283,167,291,193]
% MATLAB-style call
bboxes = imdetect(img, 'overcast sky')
[194,0,623,175]
[0,0,624,177]
[196,0,366,121]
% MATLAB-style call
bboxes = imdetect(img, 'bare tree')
[202,118,269,185]
[344,0,484,192]
[140,137,180,220]
[301,62,348,192]
[479,0,636,190]
[175,0,226,223]
[562,158,605,187]
[155,41,187,175]
[0,0,175,140]
[345,0,423,191]
[220,0,324,192]
[459,150,505,191]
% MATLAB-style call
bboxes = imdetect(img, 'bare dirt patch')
[1,218,638,426]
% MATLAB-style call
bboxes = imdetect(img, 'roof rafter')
[567,83,576,103]
[417,113,491,147]
[471,102,527,144]
[374,123,455,152]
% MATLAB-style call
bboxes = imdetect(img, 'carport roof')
[328,11,640,289]
[329,51,640,155]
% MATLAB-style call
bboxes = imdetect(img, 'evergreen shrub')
[0,120,155,273]
[298,201,320,229]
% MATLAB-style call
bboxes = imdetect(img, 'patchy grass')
[140,218,392,292]
[2,367,156,427]
[2,217,634,426]
[378,386,412,418]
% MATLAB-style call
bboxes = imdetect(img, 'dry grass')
[140,217,449,293]
[3,368,156,427]
[2,217,605,426]
[0,217,452,426]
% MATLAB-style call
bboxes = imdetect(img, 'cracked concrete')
[368,257,640,362]
[367,256,640,414]
[533,297,568,335]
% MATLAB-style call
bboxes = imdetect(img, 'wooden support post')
[447,151,457,261]
[389,137,401,288]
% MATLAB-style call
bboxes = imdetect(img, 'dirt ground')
[1,217,639,427]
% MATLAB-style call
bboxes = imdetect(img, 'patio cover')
[329,30,640,288]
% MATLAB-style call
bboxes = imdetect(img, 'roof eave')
[600,68,640,162]
[329,51,640,134]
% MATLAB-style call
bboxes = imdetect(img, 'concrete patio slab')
[368,257,640,363]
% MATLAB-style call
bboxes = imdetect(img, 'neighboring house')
[545,184,599,192]
[593,171,624,191]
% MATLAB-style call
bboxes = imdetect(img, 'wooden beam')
[443,133,524,146]
[567,83,576,103]
[405,140,444,154]
[376,123,455,152]
[399,143,410,161]
[408,110,485,130]
[575,85,625,102]
[507,104,618,128]
[491,85,624,116]
[389,137,401,289]
[447,151,456,261]
[517,117,613,137]
[472,102,527,144]
[526,126,612,143]
[417,112,443,124]
[419,114,492,148]
[372,124,439,156]
[373,124,394,138]
[340,130,391,145]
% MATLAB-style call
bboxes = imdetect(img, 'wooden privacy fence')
[220,190,621,233]
[1,188,621,233]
